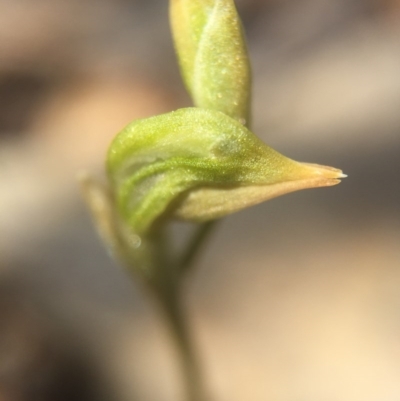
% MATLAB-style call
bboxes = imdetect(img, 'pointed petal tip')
[299,162,346,181]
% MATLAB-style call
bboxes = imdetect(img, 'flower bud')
[107,108,344,235]
[170,0,251,125]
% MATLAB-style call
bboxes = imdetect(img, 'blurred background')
[1,0,400,400]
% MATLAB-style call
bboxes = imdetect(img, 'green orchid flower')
[107,107,344,236]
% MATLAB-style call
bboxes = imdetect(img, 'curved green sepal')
[170,0,251,125]
[107,108,344,235]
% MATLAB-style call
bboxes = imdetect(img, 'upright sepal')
[107,108,344,236]
[170,0,251,125]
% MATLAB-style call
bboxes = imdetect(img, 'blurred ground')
[1,0,400,400]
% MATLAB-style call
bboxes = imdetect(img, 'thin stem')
[156,283,205,401]
[179,221,217,274]
[144,226,207,401]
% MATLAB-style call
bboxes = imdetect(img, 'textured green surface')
[170,0,251,125]
[107,108,342,234]
[104,0,344,238]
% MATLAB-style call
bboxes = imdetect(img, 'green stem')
[157,283,205,401]
[144,226,207,401]
[179,221,217,274]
